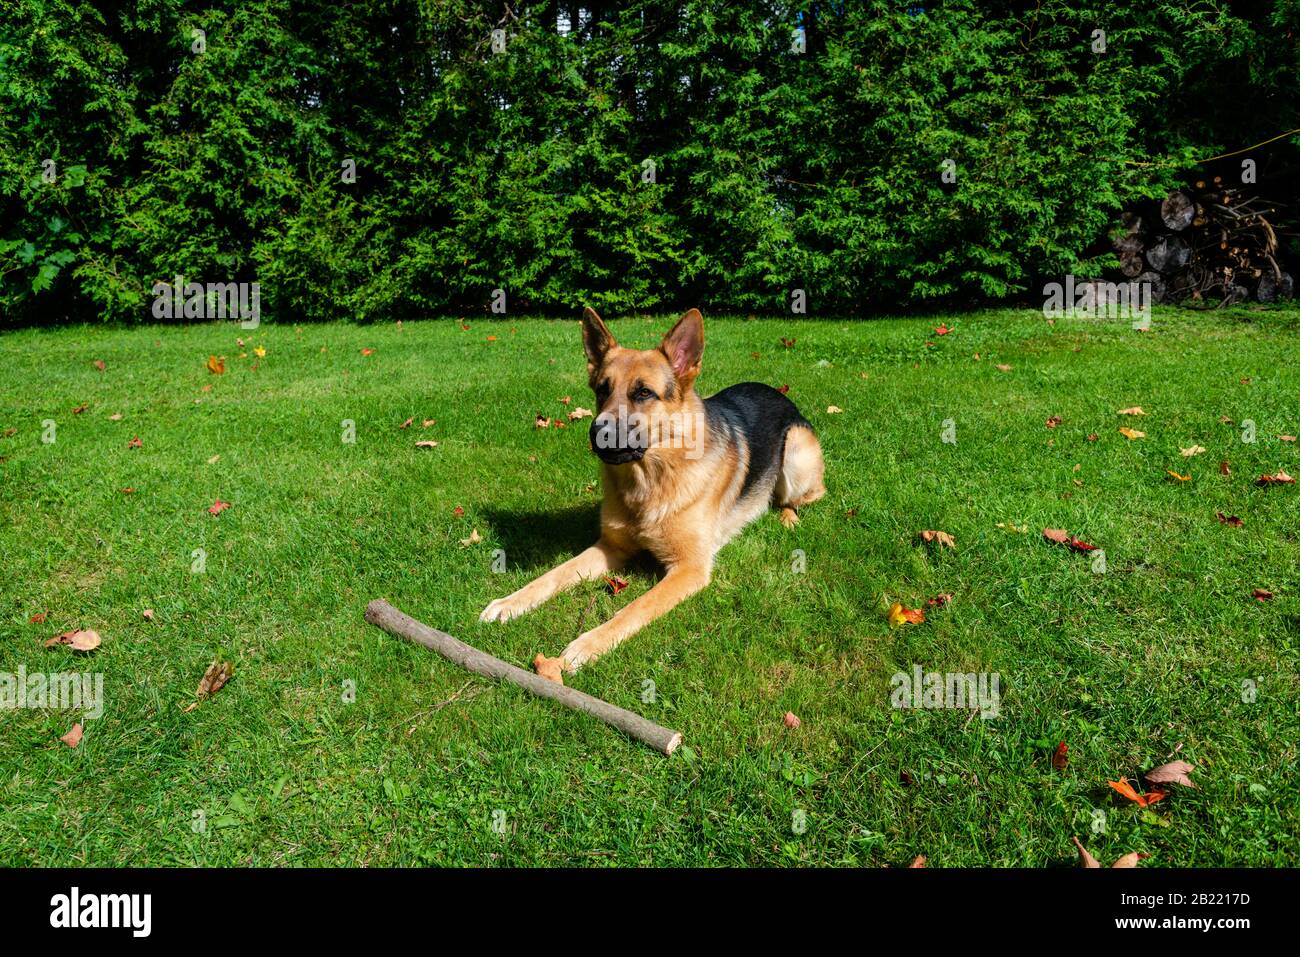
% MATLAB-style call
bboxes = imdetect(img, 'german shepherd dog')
[480,307,825,675]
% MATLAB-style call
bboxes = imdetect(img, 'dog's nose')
[590,413,618,451]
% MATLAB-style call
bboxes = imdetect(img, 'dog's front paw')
[560,634,599,672]
[479,595,529,623]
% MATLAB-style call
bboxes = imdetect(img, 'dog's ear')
[581,306,615,372]
[660,308,704,387]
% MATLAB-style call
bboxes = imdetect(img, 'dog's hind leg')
[479,539,631,624]
[775,425,825,528]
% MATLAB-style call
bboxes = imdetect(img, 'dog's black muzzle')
[590,415,646,464]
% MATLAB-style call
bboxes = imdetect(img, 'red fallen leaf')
[93,359,106,371]
[1257,470,1295,485]
[127,436,142,449]
[935,324,951,335]
[30,612,47,624]
[45,629,101,651]
[1108,777,1166,807]
[207,500,231,515]
[551,419,567,429]
[1051,741,1069,770]
[360,347,374,356]
[909,855,926,868]
[1216,511,1243,527]
[1071,836,1102,868]
[926,593,953,607]
[783,711,801,729]
[605,576,629,595]
[777,384,790,395]
[1145,760,1197,789]
[453,506,465,516]
[1069,537,1097,552]
[1252,588,1274,601]
[1043,528,1095,552]
[1219,460,1231,476]
[399,417,414,429]
[61,723,83,748]
[1045,415,1062,429]
[780,337,796,348]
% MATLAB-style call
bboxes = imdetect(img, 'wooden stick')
[364,599,682,756]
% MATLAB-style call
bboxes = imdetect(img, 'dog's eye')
[633,386,657,402]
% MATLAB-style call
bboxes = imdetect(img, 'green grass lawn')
[2,307,1298,866]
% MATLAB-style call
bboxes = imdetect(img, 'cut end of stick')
[664,732,683,756]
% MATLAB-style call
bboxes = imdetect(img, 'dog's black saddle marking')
[704,382,812,500]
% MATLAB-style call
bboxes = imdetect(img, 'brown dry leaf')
[533,653,564,684]
[568,407,593,421]
[1252,588,1274,601]
[995,364,1012,372]
[1220,460,1231,476]
[142,608,155,622]
[908,855,926,868]
[206,355,225,375]
[61,723,84,748]
[1117,407,1146,416]
[1257,470,1296,486]
[399,416,414,429]
[559,395,571,405]
[783,711,801,729]
[415,440,439,449]
[459,528,481,547]
[1180,445,1206,457]
[1045,415,1062,429]
[72,403,87,414]
[535,414,551,429]
[184,660,234,711]
[422,419,436,428]
[127,436,143,449]
[919,529,955,549]
[109,412,123,421]
[45,629,101,652]
[1042,528,1070,545]
[93,359,106,371]
[1071,836,1102,869]
[1216,512,1243,527]
[1086,433,1099,442]
[1145,760,1197,789]
[1111,852,1151,869]
[1219,415,1234,425]
[1118,427,1145,440]
[1281,435,1297,443]
[826,405,843,414]
[926,593,954,607]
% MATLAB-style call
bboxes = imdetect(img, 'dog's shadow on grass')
[481,503,601,571]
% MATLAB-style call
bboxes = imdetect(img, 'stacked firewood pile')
[1110,180,1294,305]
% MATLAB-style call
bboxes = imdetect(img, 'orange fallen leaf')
[606,576,629,595]
[1281,435,1297,442]
[399,416,414,429]
[453,506,465,516]
[777,384,790,395]
[360,347,374,356]
[887,602,925,627]
[1108,777,1166,807]
[1086,433,1099,442]
[45,629,101,651]
[559,396,571,405]
[127,436,142,449]
[780,337,796,348]
[919,529,955,549]
[61,723,83,748]
[935,324,951,335]
[72,403,87,414]
[93,359,106,371]
[1166,470,1191,482]
[206,355,225,374]
[926,593,953,607]
[207,500,230,514]
[1257,470,1295,486]
[1117,407,1146,416]
[1118,427,1145,440]
[30,612,47,624]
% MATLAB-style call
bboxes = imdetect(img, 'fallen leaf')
[120,487,134,494]
[926,593,953,607]
[109,412,123,421]
[399,416,414,429]
[1071,837,1102,868]
[535,414,551,429]
[72,403,87,414]
[1144,760,1197,789]
[1086,433,1099,442]
[1108,777,1166,807]
[127,436,142,449]
[934,324,951,335]
[1111,852,1151,868]
[1252,588,1274,601]
[1180,445,1206,457]
[206,355,225,374]
[1117,407,1146,416]
[1216,511,1243,527]
[1281,435,1297,442]
[45,629,101,652]
[1051,741,1069,770]
[459,528,481,547]
[606,576,629,595]
[783,711,801,729]
[61,724,83,748]
[29,611,47,625]
[826,405,843,414]
[486,335,496,342]
[93,359,106,371]
[207,500,231,514]
[568,407,593,421]
[142,608,155,621]
[360,348,374,356]
[453,506,465,516]
[777,384,790,395]
[533,653,564,684]
[1043,528,1096,552]
[887,602,925,627]
[996,521,1027,533]
[1220,460,1231,476]
[781,337,796,348]
[184,660,234,711]
[919,529,955,549]
[1045,415,1062,429]
[253,345,266,358]
[415,440,439,448]
[1166,470,1191,482]
[1257,470,1295,486]
[1219,415,1234,424]
[909,855,926,868]
[559,396,571,405]
[995,363,1011,372]
[1118,427,1145,440]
